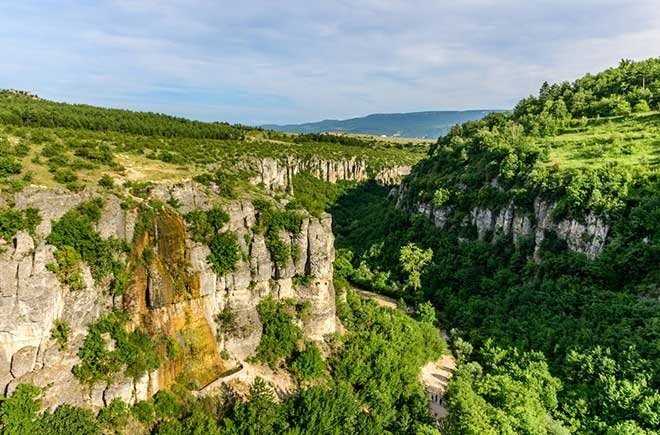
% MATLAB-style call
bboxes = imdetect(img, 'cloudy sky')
[1,1,659,124]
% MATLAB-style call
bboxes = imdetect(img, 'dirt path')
[353,288,398,309]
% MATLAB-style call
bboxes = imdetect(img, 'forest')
[315,58,660,434]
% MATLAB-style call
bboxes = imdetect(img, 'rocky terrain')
[0,182,336,409]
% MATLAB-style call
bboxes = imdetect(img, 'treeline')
[514,57,660,135]
[0,90,251,140]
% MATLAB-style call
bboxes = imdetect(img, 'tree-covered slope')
[301,59,660,434]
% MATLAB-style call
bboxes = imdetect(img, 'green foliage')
[416,301,437,324]
[97,398,129,431]
[47,245,85,290]
[207,232,241,275]
[39,404,101,435]
[0,156,22,177]
[47,199,121,281]
[0,91,249,140]
[431,187,450,208]
[0,384,42,435]
[254,200,303,266]
[328,176,660,432]
[399,243,433,291]
[184,207,229,244]
[97,174,114,188]
[184,206,239,275]
[443,341,567,435]
[131,400,156,424]
[291,342,326,382]
[0,207,40,240]
[50,319,71,351]
[73,311,160,386]
[255,297,303,367]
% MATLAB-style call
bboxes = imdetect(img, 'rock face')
[403,195,609,259]
[250,157,410,191]
[0,183,336,409]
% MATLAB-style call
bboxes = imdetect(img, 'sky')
[1,1,659,125]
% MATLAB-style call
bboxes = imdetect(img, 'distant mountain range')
[262,110,506,139]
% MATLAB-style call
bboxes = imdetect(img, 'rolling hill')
[262,110,505,139]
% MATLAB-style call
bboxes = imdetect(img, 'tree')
[399,243,433,291]
[0,384,42,435]
[416,301,437,324]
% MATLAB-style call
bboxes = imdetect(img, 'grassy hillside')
[0,91,425,195]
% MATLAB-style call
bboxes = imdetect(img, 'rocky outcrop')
[409,197,609,258]
[0,183,336,409]
[250,157,410,191]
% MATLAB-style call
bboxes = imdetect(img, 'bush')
[0,208,41,241]
[72,311,160,386]
[0,383,42,435]
[255,297,302,367]
[97,398,129,430]
[97,174,114,188]
[291,342,325,381]
[0,156,22,177]
[131,400,155,424]
[47,246,85,291]
[39,404,101,435]
[51,319,71,351]
[47,199,118,281]
[207,232,241,275]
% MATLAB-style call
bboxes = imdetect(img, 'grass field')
[540,112,660,173]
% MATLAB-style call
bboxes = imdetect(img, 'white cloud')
[0,1,659,124]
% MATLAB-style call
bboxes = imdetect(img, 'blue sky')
[1,1,659,125]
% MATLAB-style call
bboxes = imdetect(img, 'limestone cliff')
[395,182,609,258]
[0,182,336,409]
[250,157,411,191]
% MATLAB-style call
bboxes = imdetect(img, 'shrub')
[0,208,41,241]
[255,297,302,367]
[97,398,129,430]
[131,400,155,424]
[47,246,85,291]
[0,383,42,435]
[184,207,229,244]
[291,342,325,381]
[47,199,118,281]
[39,404,101,435]
[431,187,450,208]
[72,311,160,386]
[0,156,22,177]
[97,174,114,188]
[51,319,71,351]
[207,232,241,275]
[633,100,651,113]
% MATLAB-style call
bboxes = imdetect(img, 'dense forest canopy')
[314,58,660,434]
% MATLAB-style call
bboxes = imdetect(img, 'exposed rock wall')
[250,157,410,191]
[0,183,336,409]
[399,189,609,258]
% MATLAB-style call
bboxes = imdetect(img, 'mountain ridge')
[262,109,506,139]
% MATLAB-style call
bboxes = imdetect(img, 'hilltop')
[262,109,503,139]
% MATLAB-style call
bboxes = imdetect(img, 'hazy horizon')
[1,1,659,124]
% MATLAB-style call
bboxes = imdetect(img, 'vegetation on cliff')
[0,290,444,434]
